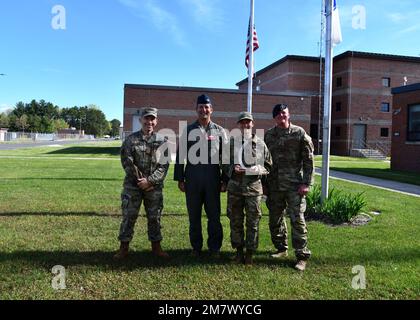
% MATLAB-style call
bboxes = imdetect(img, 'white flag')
[332,0,342,45]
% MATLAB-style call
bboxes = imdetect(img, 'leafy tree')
[53,119,68,131]
[29,115,41,132]
[110,119,121,137]
[7,114,18,131]
[84,106,108,137]
[13,102,26,118]
[8,100,112,136]
[60,106,86,131]
[16,114,29,132]
[11,100,60,133]
[0,113,9,128]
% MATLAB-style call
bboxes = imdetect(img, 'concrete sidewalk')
[315,168,420,197]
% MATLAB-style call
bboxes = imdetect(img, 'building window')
[335,126,341,136]
[381,102,390,112]
[380,128,389,137]
[382,77,391,87]
[335,102,342,112]
[336,77,342,87]
[408,104,420,141]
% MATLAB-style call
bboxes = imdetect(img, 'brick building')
[237,51,420,156]
[391,83,420,173]
[330,52,420,156]
[123,51,420,156]
[123,84,313,139]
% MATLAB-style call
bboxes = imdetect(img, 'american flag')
[245,19,259,68]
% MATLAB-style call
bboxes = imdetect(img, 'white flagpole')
[321,0,333,201]
[247,0,255,113]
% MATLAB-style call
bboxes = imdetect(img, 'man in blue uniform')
[174,94,228,257]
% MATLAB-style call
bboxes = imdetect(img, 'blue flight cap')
[197,94,212,105]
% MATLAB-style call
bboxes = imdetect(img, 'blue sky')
[0,0,419,122]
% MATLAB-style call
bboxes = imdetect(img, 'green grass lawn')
[314,155,420,186]
[0,142,419,299]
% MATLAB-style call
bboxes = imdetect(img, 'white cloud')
[117,0,187,46]
[387,8,420,23]
[387,13,407,23]
[397,23,420,35]
[180,0,225,30]
[390,10,420,36]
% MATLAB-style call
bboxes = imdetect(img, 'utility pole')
[321,0,333,201]
[321,0,342,201]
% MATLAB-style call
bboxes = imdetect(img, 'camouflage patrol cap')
[272,104,288,118]
[237,111,254,123]
[141,107,158,118]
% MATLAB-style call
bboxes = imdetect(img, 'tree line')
[0,100,121,137]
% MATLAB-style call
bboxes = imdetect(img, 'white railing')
[0,132,95,142]
[351,139,390,158]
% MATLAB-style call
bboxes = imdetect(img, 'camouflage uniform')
[118,131,170,243]
[223,134,272,251]
[264,124,314,260]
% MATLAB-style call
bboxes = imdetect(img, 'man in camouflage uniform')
[114,107,170,260]
[264,104,314,271]
[223,112,272,265]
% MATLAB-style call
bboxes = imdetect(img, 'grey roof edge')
[124,83,316,97]
[237,51,420,86]
[236,55,321,86]
[334,51,420,63]
[391,82,420,94]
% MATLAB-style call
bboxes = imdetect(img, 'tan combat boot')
[151,241,170,259]
[113,241,129,260]
[294,260,307,271]
[270,250,288,258]
[244,250,253,265]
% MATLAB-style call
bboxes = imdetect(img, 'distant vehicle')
[103,135,110,139]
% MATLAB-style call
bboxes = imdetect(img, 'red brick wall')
[124,85,313,137]
[239,59,321,94]
[391,89,420,173]
[237,54,420,156]
[328,56,420,156]
[125,54,420,158]
[238,61,289,92]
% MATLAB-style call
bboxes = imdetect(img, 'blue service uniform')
[174,120,228,253]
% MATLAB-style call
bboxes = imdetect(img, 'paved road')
[315,168,420,197]
[0,139,107,150]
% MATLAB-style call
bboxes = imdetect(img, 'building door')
[132,115,141,133]
[353,124,366,149]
